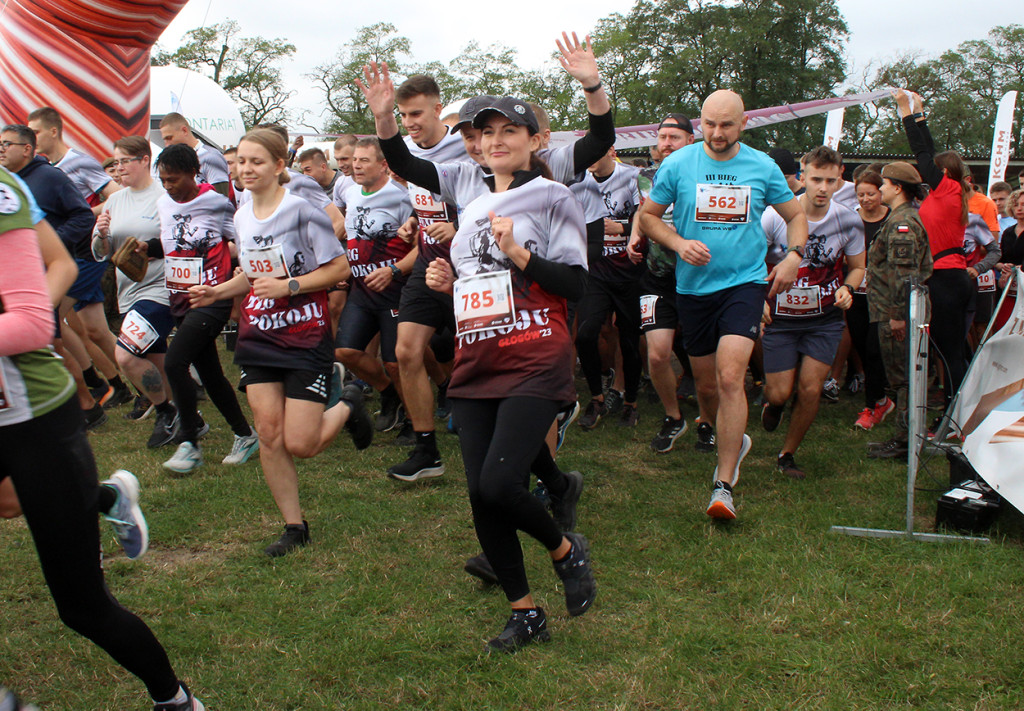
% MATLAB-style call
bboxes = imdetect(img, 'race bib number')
[977,270,996,293]
[164,256,203,292]
[410,185,450,244]
[640,294,658,327]
[775,285,822,317]
[118,309,159,355]
[855,273,867,295]
[240,244,289,280]
[453,270,516,336]
[695,184,750,223]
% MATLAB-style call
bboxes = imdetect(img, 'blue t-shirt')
[649,142,793,295]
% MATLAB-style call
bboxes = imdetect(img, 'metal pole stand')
[831,280,988,544]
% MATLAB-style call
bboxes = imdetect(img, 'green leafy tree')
[591,0,849,150]
[310,22,411,134]
[846,25,1024,159]
[152,21,295,129]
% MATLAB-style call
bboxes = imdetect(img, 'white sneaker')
[706,482,736,520]
[163,441,203,474]
[712,433,752,487]
[222,431,260,464]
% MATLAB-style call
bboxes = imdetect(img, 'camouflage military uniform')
[866,202,933,429]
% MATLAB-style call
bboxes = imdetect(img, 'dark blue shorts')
[762,317,845,373]
[116,300,173,356]
[676,282,766,358]
[67,259,109,310]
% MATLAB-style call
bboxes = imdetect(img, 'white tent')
[149,66,245,149]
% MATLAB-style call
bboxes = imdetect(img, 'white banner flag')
[988,91,1017,188]
[823,108,845,149]
[954,270,1024,512]
[549,87,894,150]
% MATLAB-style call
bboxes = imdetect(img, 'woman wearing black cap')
[423,96,596,653]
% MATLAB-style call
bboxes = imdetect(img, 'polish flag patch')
[897,225,910,233]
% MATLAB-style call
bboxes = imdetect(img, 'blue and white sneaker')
[555,401,580,452]
[163,441,203,475]
[101,470,149,559]
[326,362,346,410]
[222,431,260,464]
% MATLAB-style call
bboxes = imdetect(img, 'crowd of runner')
[2,30,1023,709]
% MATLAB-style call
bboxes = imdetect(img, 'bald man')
[637,90,808,520]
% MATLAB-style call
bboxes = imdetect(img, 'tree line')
[152,0,1023,156]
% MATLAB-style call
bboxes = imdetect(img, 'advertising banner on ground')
[954,270,1024,512]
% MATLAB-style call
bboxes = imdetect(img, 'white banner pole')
[988,91,1018,189]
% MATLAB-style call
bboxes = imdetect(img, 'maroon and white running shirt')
[405,132,473,268]
[343,180,414,309]
[157,184,235,317]
[233,192,345,370]
[447,173,587,403]
[762,201,864,325]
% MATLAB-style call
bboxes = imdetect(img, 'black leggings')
[926,269,972,407]
[0,397,180,700]
[165,310,250,444]
[576,278,643,402]
[847,295,888,407]
[451,397,565,602]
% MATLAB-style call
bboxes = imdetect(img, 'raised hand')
[556,32,599,87]
[355,61,396,119]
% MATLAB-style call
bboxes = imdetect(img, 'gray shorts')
[762,318,845,373]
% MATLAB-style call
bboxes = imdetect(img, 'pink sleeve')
[0,228,56,356]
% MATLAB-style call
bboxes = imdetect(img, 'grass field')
[4,359,1024,710]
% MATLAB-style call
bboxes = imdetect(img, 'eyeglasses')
[0,141,30,149]
[112,157,145,166]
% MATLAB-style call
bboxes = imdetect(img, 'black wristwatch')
[389,264,402,279]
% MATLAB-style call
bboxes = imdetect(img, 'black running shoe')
[761,403,784,432]
[777,452,806,479]
[147,407,179,448]
[578,398,607,430]
[393,418,415,447]
[868,437,908,459]
[695,420,715,452]
[549,471,583,532]
[264,520,310,557]
[553,532,596,617]
[90,382,113,406]
[84,403,107,430]
[339,384,373,450]
[617,403,639,427]
[464,553,499,585]
[486,608,550,653]
[375,391,402,432]
[650,416,687,453]
[124,395,154,420]
[103,384,134,409]
[387,445,444,482]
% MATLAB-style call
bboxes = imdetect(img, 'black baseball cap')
[768,148,799,177]
[471,96,540,135]
[449,95,497,134]
[658,113,693,134]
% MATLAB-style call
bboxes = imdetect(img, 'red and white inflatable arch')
[0,0,188,158]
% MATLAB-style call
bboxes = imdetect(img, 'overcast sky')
[157,0,1013,129]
